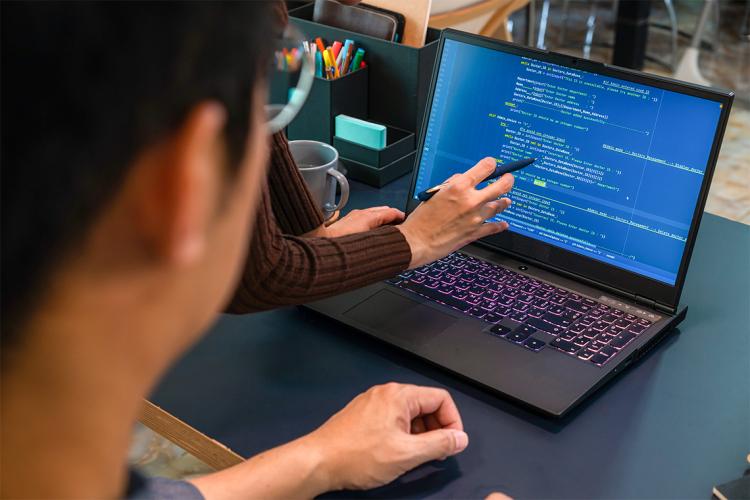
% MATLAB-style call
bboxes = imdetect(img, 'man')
[1,2,512,498]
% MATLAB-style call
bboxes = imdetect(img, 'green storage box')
[333,125,415,168]
[340,150,416,188]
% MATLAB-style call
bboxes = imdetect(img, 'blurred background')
[503,0,748,224]
[132,0,749,480]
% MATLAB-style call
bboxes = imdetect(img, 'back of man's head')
[1,1,277,345]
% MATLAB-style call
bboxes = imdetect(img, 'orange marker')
[314,37,326,54]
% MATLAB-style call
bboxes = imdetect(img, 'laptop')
[306,29,734,417]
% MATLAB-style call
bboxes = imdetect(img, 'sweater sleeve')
[226,183,412,313]
[266,131,325,236]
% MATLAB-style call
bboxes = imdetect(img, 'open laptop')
[307,29,734,417]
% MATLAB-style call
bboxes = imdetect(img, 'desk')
[151,175,750,498]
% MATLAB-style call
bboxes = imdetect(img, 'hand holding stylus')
[397,157,515,269]
[416,157,535,201]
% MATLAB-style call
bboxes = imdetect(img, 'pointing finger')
[477,173,515,203]
[461,157,497,188]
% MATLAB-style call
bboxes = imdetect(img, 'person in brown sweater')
[229,131,514,312]
[228,1,515,314]
[228,132,410,311]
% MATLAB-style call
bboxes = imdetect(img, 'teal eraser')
[335,114,387,150]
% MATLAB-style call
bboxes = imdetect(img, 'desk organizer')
[288,4,439,134]
[333,125,414,167]
[286,4,440,186]
[286,67,368,144]
[340,151,416,188]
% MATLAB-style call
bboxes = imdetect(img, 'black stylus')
[416,157,537,202]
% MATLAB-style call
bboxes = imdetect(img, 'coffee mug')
[288,140,349,219]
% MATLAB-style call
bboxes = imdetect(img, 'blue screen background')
[415,39,723,285]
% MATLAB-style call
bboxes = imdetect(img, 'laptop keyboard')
[386,252,653,367]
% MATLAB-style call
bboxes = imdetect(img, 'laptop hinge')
[655,301,676,315]
[634,295,656,309]
[635,295,674,315]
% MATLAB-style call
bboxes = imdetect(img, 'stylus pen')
[416,157,537,202]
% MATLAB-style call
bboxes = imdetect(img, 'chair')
[429,0,531,42]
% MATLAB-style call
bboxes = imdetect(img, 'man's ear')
[132,102,227,266]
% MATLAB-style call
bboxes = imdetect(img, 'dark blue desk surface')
[152,176,750,499]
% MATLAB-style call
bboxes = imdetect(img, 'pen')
[416,157,537,202]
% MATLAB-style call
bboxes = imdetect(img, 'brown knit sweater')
[227,132,412,313]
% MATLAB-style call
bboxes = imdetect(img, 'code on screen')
[415,40,722,284]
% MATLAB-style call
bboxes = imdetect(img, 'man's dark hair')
[1,1,278,346]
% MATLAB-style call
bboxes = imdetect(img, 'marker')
[314,37,326,54]
[315,51,323,78]
[325,47,340,78]
[341,41,355,74]
[337,40,351,73]
[322,49,334,79]
[331,41,343,61]
[416,157,537,202]
[351,48,365,73]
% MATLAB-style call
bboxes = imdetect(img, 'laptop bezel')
[406,29,734,312]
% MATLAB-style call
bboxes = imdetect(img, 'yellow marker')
[324,49,340,78]
[322,49,334,79]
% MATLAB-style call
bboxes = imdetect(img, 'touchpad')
[344,289,456,347]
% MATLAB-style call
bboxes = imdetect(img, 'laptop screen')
[414,38,724,286]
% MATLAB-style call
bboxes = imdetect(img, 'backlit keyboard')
[386,252,653,366]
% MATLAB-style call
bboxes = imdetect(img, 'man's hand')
[189,383,468,499]
[307,383,468,491]
[310,206,405,238]
[397,157,514,268]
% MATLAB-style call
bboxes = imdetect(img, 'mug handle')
[325,167,349,213]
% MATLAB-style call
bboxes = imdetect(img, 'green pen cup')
[286,67,369,145]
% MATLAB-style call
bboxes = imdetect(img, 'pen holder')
[289,4,440,134]
[286,67,368,145]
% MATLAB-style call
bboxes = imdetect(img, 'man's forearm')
[188,436,332,500]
